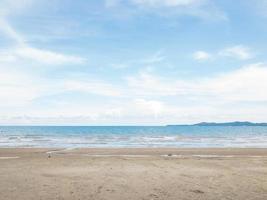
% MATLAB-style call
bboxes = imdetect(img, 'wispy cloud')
[0,19,25,44]
[14,46,86,65]
[0,18,86,66]
[134,98,166,118]
[127,72,180,96]
[63,80,122,97]
[105,0,227,21]
[131,0,205,7]
[0,0,34,16]
[1,63,267,124]
[0,69,123,108]
[141,51,166,64]
[127,63,267,102]
[193,45,254,62]
[250,0,267,17]
[219,45,254,60]
[110,50,165,70]
[105,0,121,8]
[0,68,46,106]
[193,50,211,61]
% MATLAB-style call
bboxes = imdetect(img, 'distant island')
[168,121,267,126]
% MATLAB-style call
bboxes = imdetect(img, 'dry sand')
[0,148,267,200]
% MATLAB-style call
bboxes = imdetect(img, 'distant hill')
[167,121,267,126]
[194,122,267,126]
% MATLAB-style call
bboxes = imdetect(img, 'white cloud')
[127,63,267,102]
[0,18,86,66]
[14,46,86,65]
[193,50,211,61]
[105,0,226,21]
[63,80,121,97]
[251,0,267,17]
[131,0,204,7]
[219,45,253,60]
[0,0,34,16]
[0,51,16,62]
[105,0,122,7]
[0,69,44,106]
[0,68,120,109]
[127,72,180,96]
[1,63,267,124]
[134,98,166,117]
[204,63,267,101]
[0,19,25,44]
[0,45,86,66]
[142,51,166,64]
[194,45,254,61]
[105,0,204,8]
[111,51,165,70]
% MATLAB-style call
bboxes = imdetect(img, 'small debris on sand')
[190,189,204,194]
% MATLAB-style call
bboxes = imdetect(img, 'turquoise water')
[1,126,267,148]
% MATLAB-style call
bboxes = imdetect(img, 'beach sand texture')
[0,148,267,200]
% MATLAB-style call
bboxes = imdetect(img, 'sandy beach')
[0,148,267,200]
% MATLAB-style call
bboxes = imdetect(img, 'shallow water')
[0,126,267,148]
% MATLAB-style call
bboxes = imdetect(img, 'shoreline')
[1,147,267,156]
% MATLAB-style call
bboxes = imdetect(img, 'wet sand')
[0,148,267,200]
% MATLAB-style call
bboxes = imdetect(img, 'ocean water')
[1,126,267,148]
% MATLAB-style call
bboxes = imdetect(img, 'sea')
[0,126,267,148]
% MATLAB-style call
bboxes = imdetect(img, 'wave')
[1,126,267,147]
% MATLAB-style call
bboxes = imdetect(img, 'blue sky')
[0,0,267,125]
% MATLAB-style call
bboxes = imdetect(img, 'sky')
[0,0,267,125]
